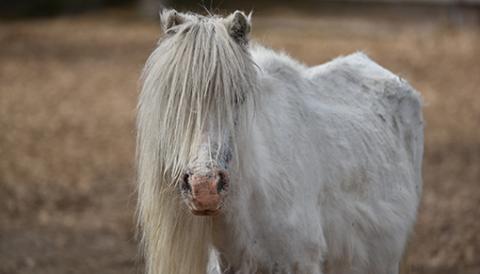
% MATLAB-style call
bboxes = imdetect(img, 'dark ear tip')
[160,8,184,32]
[233,10,244,17]
[233,10,248,23]
[228,10,251,43]
[159,8,175,18]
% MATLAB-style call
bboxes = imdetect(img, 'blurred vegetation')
[0,0,273,18]
[0,0,132,18]
[2,0,479,20]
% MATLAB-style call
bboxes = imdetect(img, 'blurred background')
[0,0,479,273]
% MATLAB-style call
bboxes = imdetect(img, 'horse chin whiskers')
[190,208,221,216]
[184,199,223,216]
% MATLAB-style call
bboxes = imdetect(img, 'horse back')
[306,52,424,193]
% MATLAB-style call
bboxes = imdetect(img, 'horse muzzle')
[180,170,229,216]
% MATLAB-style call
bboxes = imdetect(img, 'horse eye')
[224,150,233,163]
[165,29,176,35]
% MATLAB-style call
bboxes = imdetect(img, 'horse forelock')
[138,16,257,186]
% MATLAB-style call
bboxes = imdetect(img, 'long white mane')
[136,12,257,274]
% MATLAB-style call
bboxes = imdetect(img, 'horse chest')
[212,200,325,273]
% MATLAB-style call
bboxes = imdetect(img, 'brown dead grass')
[0,8,479,274]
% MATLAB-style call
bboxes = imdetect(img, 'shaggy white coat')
[136,10,424,274]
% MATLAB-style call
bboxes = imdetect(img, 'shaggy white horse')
[136,9,424,274]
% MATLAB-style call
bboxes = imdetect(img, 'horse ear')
[159,9,186,32]
[225,10,252,44]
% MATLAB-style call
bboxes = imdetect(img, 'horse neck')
[211,68,303,241]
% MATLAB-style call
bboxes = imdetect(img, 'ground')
[0,7,479,274]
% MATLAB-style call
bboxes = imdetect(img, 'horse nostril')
[180,173,191,193]
[216,171,228,193]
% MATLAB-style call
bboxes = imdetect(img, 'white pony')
[136,9,424,274]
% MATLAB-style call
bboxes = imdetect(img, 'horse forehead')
[183,15,222,28]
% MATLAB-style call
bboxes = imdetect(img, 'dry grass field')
[0,7,479,274]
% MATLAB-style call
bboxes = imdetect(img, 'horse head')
[139,9,256,216]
